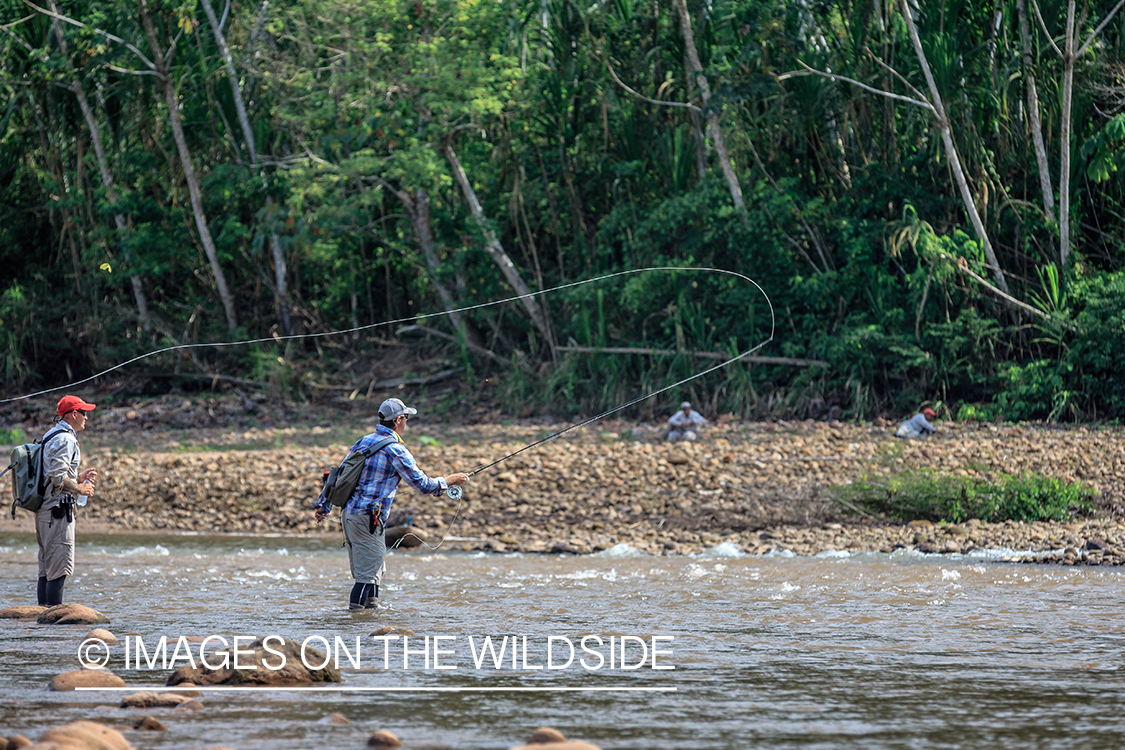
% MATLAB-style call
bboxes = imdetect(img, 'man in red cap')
[896,407,938,439]
[36,395,99,606]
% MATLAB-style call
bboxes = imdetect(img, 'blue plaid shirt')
[315,426,447,523]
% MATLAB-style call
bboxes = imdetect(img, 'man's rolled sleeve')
[388,448,446,496]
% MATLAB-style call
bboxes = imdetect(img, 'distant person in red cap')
[36,395,99,606]
[896,408,937,439]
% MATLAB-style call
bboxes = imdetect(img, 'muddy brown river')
[2,533,1123,748]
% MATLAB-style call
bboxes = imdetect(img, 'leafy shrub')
[830,469,1095,523]
[0,426,26,444]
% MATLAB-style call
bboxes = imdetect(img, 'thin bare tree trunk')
[900,0,1010,293]
[442,142,555,354]
[1059,0,1077,270]
[1016,0,1055,222]
[200,0,290,334]
[141,0,238,331]
[392,185,480,348]
[47,1,151,328]
[673,0,748,226]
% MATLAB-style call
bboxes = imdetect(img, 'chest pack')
[321,435,398,508]
[4,428,70,518]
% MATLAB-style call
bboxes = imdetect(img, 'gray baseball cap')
[680,401,692,410]
[379,398,418,420]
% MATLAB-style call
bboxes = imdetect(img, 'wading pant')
[36,504,75,581]
[342,512,386,585]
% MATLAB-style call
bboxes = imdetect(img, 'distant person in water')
[896,408,937,439]
[37,396,99,606]
[667,401,707,442]
[314,398,468,610]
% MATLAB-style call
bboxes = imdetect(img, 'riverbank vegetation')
[2,0,1124,420]
[830,469,1096,523]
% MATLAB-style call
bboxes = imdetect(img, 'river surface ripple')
[1,532,1123,749]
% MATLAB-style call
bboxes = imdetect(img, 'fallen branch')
[395,325,506,364]
[308,367,465,392]
[555,345,828,367]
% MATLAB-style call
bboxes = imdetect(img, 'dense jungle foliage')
[1,0,1123,420]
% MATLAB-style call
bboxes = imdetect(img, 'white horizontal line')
[75,686,676,693]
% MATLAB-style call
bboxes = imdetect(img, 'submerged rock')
[131,716,167,732]
[37,604,109,626]
[49,670,126,691]
[317,713,350,726]
[165,636,341,687]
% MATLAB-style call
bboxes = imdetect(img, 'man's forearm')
[55,476,82,495]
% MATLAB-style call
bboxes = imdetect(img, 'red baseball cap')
[922,408,937,419]
[57,395,96,416]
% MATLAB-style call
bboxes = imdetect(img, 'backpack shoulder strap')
[360,435,399,459]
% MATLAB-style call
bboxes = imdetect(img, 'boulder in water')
[385,525,427,548]
[37,604,109,625]
[367,730,403,748]
[120,692,195,709]
[24,720,133,750]
[510,726,602,750]
[165,636,341,687]
[49,670,126,691]
[0,606,46,620]
[131,716,167,732]
[84,628,118,644]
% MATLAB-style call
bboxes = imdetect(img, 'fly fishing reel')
[447,484,463,500]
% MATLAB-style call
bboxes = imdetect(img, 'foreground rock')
[166,636,341,687]
[22,721,132,750]
[37,604,109,625]
[0,606,46,620]
[49,670,126,691]
[511,726,601,750]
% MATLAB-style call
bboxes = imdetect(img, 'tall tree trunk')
[49,2,151,330]
[1016,0,1056,223]
[200,0,290,334]
[396,186,479,349]
[140,0,238,331]
[900,0,1010,293]
[1058,0,1076,270]
[442,142,555,355]
[672,0,748,226]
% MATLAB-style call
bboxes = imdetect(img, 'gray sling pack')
[321,436,398,508]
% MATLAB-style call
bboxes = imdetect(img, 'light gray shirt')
[668,410,707,430]
[42,422,81,509]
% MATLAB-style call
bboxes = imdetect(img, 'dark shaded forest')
[2,0,1123,420]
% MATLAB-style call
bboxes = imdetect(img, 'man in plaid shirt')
[315,397,468,609]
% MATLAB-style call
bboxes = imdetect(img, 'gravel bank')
[2,410,1123,564]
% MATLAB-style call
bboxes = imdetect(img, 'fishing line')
[1,266,773,404]
[3,267,774,551]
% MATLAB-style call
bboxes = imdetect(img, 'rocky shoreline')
[2,407,1123,565]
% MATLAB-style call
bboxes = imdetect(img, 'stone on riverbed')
[49,669,126,691]
[165,636,341,687]
[23,720,133,750]
[366,730,402,748]
[0,606,46,620]
[509,726,603,750]
[120,691,196,709]
[37,604,109,625]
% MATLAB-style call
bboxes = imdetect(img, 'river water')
[1,532,1123,749]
